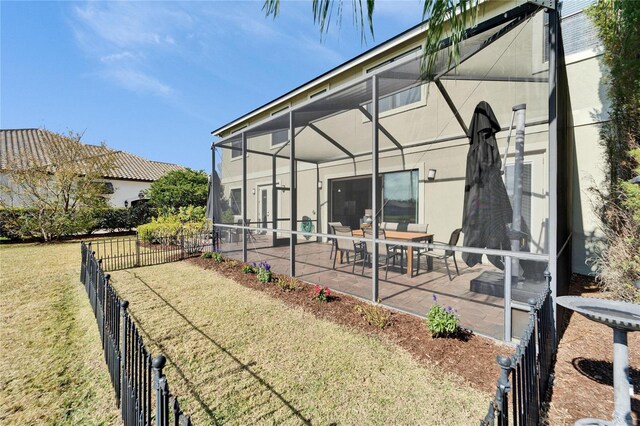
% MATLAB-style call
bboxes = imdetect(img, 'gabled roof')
[0,128,184,182]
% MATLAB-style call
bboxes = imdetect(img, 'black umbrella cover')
[462,101,512,270]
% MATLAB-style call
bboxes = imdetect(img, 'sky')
[1,1,425,172]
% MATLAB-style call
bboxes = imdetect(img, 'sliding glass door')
[329,170,419,228]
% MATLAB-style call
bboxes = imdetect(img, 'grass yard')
[0,242,120,424]
[109,261,490,425]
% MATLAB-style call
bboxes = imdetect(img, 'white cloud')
[102,68,173,97]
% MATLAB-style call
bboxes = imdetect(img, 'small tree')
[145,169,209,212]
[0,130,115,241]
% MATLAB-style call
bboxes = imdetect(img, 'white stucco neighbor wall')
[105,179,152,208]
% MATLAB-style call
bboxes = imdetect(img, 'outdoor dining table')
[352,229,434,277]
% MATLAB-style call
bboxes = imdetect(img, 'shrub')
[255,261,272,283]
[426,294,460,337]
[310,285,332,302]
[354,303,391,329]
[275,276,299,292]
[242,265,255,274]
[201,251,223,262]
[137,208,209,244]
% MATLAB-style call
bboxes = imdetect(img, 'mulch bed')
[547,274,640,424]
[188,256,510,394]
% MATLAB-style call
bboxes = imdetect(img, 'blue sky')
[1,1,424,171]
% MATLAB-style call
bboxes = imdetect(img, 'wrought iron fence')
[93,228,215,272]
[81,242,194,425]
[481,271,557,425]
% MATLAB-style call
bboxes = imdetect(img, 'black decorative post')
[153,355,168,426]
[496,355,511,426]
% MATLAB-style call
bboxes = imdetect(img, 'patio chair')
[407,223,429,233]
[415,228,462,281]
[360,228,404,279]
[383,222,399,231]
[332,226,365,273]
[328,221,343,259]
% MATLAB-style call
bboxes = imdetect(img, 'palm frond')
[420,0,478,80]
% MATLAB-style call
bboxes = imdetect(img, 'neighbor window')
[102,182,114,194]
[229,189,242,215]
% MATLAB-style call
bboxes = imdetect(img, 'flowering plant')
[255,261,272,283]
[426,294,460,337]
[310,285,332,302]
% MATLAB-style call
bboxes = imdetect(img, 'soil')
[547,274,640,425]
[188,256,510,395]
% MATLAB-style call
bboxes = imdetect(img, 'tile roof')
[0,128,184,182]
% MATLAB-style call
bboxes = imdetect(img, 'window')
[231,139,242,158]
[271,129,288,146]
[504,163,532,238]
[229,188,242,215]
[102,182,114,194]
[382,170,419,223]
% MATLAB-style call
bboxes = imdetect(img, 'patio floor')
[217,233,533,340]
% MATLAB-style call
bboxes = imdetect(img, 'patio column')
[242,132,248,262]
[547,5,559,328]
[289,110,297,277]
[371,75,379,301]
[211,144,216,250]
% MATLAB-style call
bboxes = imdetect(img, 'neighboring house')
[0,128,184,207]
[210,0,606,339]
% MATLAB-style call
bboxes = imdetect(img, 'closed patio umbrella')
[206,171,223,224]
[461,101,512,270]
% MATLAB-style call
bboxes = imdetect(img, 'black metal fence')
[481,271,557,425]
[81,242,194,425]
[93,228,215,272]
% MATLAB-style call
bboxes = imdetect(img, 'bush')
[242,265,255,274]
[201,251,224,262]
[137,207,209,244]
[0,207,96,240]
[354,303,391,329]
[310,285,332,302]
[275,276,300,292]
[255,261,272,283]
[146,169,209,210]
[426,295,460,337]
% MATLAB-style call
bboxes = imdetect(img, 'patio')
[218,233,542,340]
[210,2,561,343]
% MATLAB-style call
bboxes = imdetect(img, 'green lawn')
[0,242,120,425]
[109,261,490,425]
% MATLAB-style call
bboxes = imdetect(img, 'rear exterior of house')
[210,0,606,340]
[0,128,185,208]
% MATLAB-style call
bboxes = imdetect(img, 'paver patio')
[217,233,533,340]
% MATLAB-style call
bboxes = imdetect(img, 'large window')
[229,188,242,215]
[231,139,242,158]
[271,129,288,146]
[382,170,418,223]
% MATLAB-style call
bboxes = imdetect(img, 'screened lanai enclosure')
[210,2,571,341]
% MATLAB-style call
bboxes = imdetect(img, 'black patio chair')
[361,228,404,279]
[415,228,462,280]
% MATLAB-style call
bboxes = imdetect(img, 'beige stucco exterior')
[215,1,608,276]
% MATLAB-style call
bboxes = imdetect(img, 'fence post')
[496,355,511,426]
[153,355,168,426]
[180,228,185,260]
[120,300,129,418]
[136,233,141,267]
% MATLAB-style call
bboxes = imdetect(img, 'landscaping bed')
[189,256,509,394]
[547,274,640,424]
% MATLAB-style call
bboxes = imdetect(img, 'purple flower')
[432,294,437,302]
[447,305,452,312]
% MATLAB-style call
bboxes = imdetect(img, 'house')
[209,0,605,341]
[0,128,184,207]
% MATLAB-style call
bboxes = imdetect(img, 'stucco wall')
[104,179,152,208]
